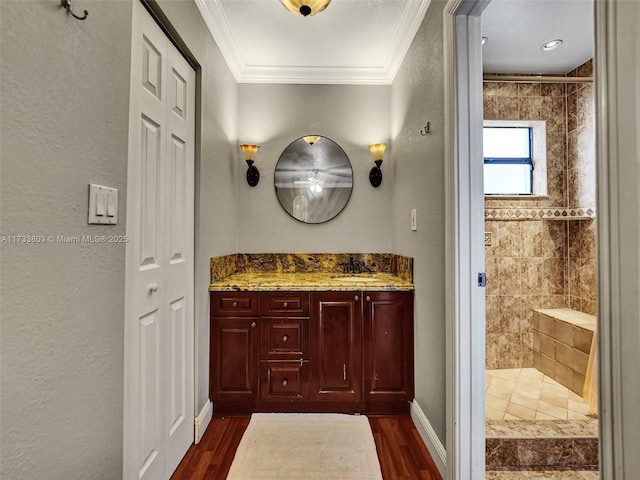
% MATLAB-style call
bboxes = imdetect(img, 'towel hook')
[420,122,431,136]
[61,0,88,20]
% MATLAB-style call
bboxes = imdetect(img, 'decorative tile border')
[485,207,596,221]
[486,420,599,470]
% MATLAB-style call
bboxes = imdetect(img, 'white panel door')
[124,2,195,479]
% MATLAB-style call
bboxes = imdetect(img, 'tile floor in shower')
[485,367,594,421]
[486,367,599,479]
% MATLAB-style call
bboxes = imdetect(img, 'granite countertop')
[209,271,414,292]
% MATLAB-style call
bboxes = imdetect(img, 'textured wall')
[390,1,447,444]
[484,60,597,369]
[0,2,132,478]
[236,83,392,254]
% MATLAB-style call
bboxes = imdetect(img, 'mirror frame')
[274,135,354,224]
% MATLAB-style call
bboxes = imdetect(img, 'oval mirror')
[274,135,353,224]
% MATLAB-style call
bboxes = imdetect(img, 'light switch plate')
[88,184,118,225]
[411,209,417,231]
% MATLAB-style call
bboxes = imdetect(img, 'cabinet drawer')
[260,361,310,401]
[210,292,260,317]
[261,292,310,317]
[260,318,310,359]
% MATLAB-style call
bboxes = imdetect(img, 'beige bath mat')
[226,413,383,480]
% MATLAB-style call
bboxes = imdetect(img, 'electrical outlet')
[484,232,492,246]
[411,209,417,231]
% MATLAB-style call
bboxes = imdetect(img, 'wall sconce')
[240,144,260,187]
[368,143,386,188]
[279,0,331,17]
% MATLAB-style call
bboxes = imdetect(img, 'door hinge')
[477,272,486,287]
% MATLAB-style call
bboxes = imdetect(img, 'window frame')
[483,120,547,197]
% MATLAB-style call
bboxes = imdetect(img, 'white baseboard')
[194,399,212,444]
[410,400,446,477]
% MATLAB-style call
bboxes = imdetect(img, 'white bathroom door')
[123,2,195,479]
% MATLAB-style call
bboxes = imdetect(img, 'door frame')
[445,0,629,478]
[593,1,639,477]
[443,1,489,478]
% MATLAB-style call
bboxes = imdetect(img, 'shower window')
[483,120,547,197]
[483,126,533,195]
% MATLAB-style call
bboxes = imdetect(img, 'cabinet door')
[363,292,414,402]
[210,316,259,402]
[312,292,362,402]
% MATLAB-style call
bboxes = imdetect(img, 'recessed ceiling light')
[481,36,488,46]
[541,39,563,51]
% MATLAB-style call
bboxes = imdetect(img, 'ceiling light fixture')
[279,0,331,17]
[541,39,563,51]
[481,36,488,46]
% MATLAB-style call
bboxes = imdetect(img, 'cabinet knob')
[282,378,288,387]
[251,321,256,328]
[148,283,158,293]
[232,301,238,308]
[354,295,359,301]
[366,295,371,302]
[282,335,288,342]
[283,301,289,308]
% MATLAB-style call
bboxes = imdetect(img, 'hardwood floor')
[171,414,442,480]
[369,415,443,480]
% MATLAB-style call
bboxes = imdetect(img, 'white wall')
[236,84,392,253]
[0,2,132,478]
[391,1,448,444]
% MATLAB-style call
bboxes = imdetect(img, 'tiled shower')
[483,60,599,475]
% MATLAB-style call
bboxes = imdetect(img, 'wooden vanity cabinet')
[210,289,413,414]
[209,292,260,411]
[363,292,414,406]
[311,292,362,403]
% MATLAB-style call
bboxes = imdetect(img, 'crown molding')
[384,0,432,82]
[195,0,431,85]
[194,0,244,80]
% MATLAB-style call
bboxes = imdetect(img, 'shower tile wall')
[484,60,597,369]
[567,60,598,316]
[485,220,567,368]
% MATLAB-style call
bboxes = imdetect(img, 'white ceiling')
[195,0,431,84]
[194,0,595,85]
[481,0,594,75]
